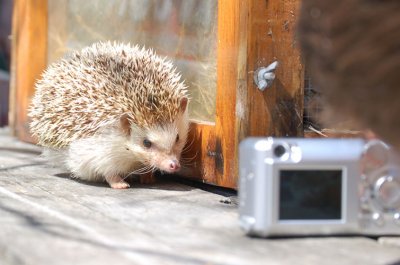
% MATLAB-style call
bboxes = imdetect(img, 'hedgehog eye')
[143,139,152,148]
[176,134,179,143]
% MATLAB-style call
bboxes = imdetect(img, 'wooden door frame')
[11,0,304,189]
[11,0,48,141]
[184,0,304,188]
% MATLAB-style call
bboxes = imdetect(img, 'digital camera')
[238,138,400,237]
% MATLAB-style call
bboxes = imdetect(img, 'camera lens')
[274,145,287,158]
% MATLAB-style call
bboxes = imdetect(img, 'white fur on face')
[127,111,189,172]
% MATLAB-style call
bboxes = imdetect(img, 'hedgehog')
[29,42,189,189]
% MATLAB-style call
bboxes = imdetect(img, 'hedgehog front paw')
[110,181,130,189]
[105,175,130,189]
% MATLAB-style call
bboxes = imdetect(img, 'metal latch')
[253,61,279,91]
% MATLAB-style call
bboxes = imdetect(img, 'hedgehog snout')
[159,158,181,173]
[168,159,181,171]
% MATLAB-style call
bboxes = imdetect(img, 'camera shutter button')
[372,213,385,226]
[394,213,400,226]
[373,175,400,211]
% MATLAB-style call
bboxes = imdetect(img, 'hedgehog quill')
[29,42,189,189]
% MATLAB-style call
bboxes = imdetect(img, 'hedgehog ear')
[180,97,188,113]
[120,113,131,136]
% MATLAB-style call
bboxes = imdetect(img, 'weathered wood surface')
[243,0,304,139]
[0,127,399,265]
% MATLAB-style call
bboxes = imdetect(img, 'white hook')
[253,61,279,91]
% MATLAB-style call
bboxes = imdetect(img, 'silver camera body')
[239,138,400,237]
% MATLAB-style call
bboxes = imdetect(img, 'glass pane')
[48,0,218,122]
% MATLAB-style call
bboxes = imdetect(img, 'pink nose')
[169,160,181,171]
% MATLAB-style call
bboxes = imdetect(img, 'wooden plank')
[212,0,249,188]
[10,0,47,142]
[180,122,217,184]
[1,127,400,265]
[182,0,248,188]
[207,0,304,188]
[244,0,304,138]
[184,0,305,189]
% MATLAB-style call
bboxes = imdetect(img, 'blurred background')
[0,0,12,126]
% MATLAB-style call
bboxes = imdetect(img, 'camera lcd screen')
[279,170,342,220]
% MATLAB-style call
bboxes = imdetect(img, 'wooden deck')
[0,127,399,265]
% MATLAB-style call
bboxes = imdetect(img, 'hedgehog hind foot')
[105,175,130,189]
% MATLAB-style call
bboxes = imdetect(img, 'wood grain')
[244,0,304,138]
[180,122,216,184]
[11,0,47,143]
[213,0,249,188]
[183,0,304,188]
[180,0,249,188]
[2,128,400,265]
